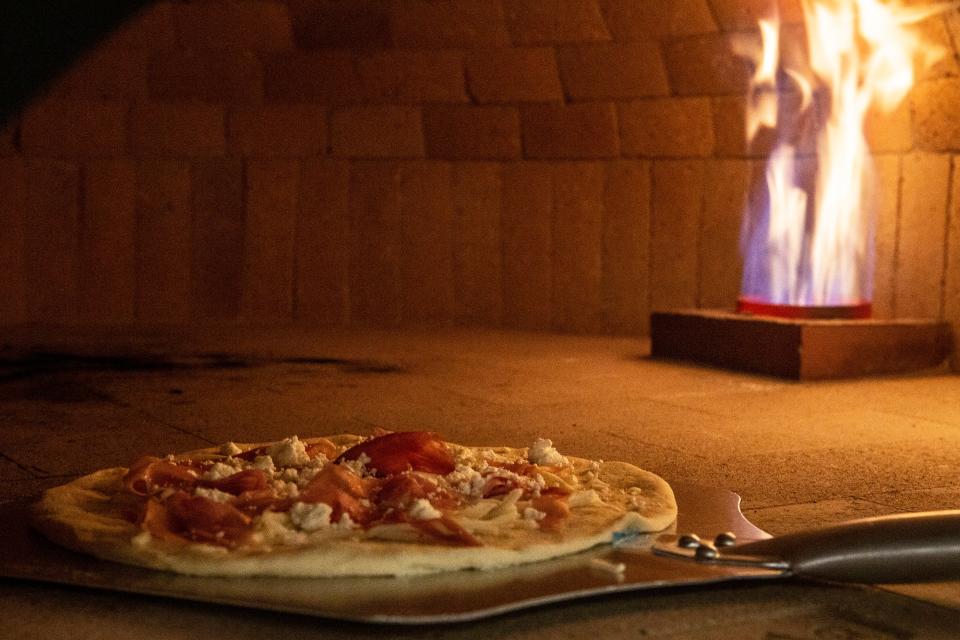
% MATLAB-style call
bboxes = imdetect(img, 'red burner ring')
[736,297,872,320]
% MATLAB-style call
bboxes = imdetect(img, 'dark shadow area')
[1,1,152,124]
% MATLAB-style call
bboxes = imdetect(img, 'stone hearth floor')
[2,327,960,638]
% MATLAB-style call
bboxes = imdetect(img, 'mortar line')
[939,156,955,321]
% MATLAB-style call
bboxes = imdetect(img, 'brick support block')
[452,162,503,325]
[131,104,225,157]
[228,105,327,157]
[502,162,553,328]
[331,106,424,158]
[522,102,619,159]
[466,48,564,103]
[864,101,912,154]
[503,0,610,44]
[424,105,521,160]
[651,310,951,380]
[51,47,149,100]
[620,98,714,157]
[557,42,670,100]
[21,100,127,157]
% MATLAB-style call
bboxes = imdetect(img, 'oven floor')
[2,327,959,637]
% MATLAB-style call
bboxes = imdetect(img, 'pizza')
[31,431,677,577]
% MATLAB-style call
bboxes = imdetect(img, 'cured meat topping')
[121,431,577,549]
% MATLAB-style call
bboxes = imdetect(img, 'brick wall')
[1,0,959,343]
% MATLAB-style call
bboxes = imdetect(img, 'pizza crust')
[32,436,677,577]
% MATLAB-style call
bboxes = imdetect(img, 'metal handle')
[734,510,960,583]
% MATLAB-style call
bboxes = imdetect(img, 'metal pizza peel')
[1,482,958,624]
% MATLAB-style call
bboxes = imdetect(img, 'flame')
[737,0,950,307]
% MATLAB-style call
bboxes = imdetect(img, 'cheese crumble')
[407,498,442,521]
[528,438,568,466]
[269,436,310,467]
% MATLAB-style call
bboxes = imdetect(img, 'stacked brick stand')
[0,0,958,363]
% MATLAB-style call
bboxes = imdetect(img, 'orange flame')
[737,0,951,306]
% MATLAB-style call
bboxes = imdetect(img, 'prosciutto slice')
[299,464,377,525]
[199,469,268,495]
[123,456,198,496]
[140,491,252,547]
[336,431,455,476]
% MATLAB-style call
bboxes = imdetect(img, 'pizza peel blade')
[0,482,791,623]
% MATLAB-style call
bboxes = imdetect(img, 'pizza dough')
[32,433,677,577]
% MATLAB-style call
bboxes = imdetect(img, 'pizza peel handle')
[731,510,960,583]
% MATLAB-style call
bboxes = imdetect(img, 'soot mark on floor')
[0,352,406,403]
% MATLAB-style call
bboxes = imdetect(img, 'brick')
[130,103,225,156]
[0,158,26,324]
[424,106,521,160]
[451,163,502,325]
[557,42,669,100]
[392,0,510,48]
[0,120,18,156]
[864,100,912,154]
[289,0,392,49]
[663,33,751,96]
[872,155,901,319]
[25,161,80,323]
[895,153,950,318]
[331,106,424,158]
[620,98,714,157]
[552,162,604,332]
[135,160,192,323]
[148,50,263,104]
[21,99,126,157]
[699,159,750,309]
[357,50,468,103]
[296,160,351,324]
[104,3,176,49]
[349,162,402,325]
[503,0,610,44]
[501,162,553,328]
[711,95,777,157]
[947,157,960,363]
[399,162,455,323]
[263,52,362,104]
[522,102,619,159]
[602,160,650,334]
[50,47,149,100]
[241,160,299,321]
[79,159,136,323]
[598,0,717,40]
[191,159,244,320]
[915,13,960,81]
[173,1,293,50]
[707,0,804,30]
[913,79,960,152]
[228,105,327,157]
[650,159,704,311]
[466,48,564,103]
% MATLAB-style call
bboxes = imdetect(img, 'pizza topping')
[407,498,442,521]
[123,456,198,496]
[527,438,568,467]
[336,431,456,476]
[122,432,586,549]
[268,436,310,467]
[219,442,243,456]
[288,501,334,531]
